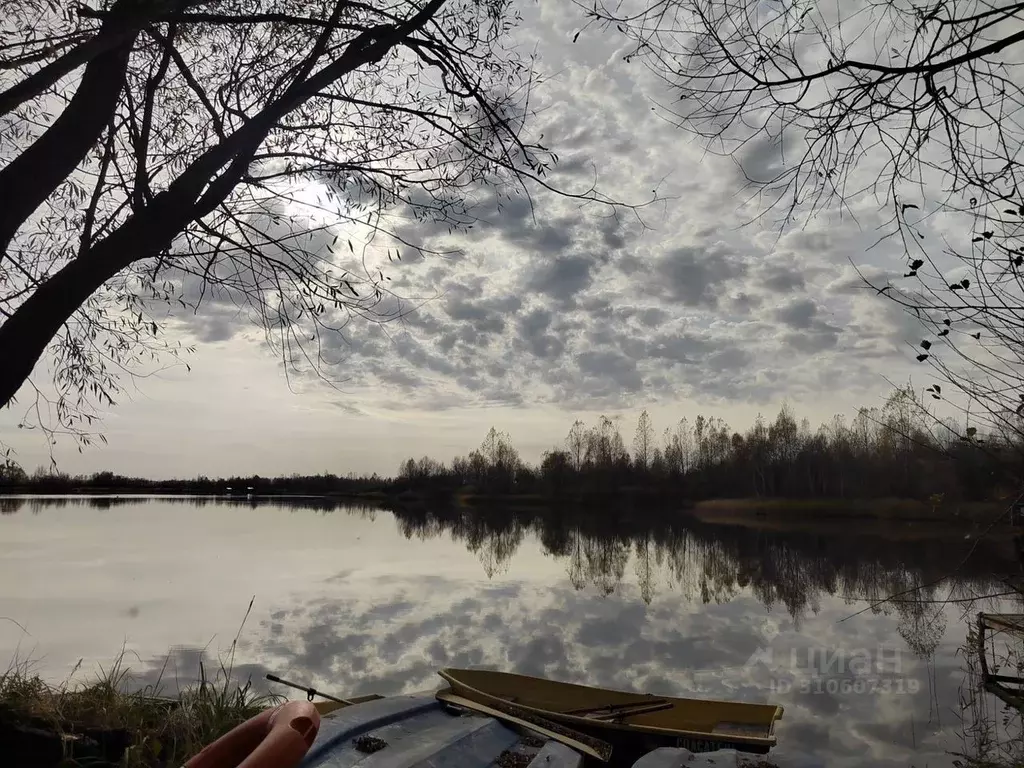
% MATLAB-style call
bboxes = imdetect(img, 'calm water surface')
[0,496,1020,767]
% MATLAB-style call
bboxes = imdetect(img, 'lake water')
[0,496,1020,767]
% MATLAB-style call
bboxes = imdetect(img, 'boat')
[188,674,774,768]
[301,692,759,768]
[438,668,783,756]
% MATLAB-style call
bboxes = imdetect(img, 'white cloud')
[1,0,956,477]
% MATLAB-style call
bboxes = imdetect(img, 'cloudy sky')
[1,1,937,478]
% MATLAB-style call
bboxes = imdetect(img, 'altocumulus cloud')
[161,0,940,416]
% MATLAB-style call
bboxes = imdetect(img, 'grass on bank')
[692,496,1006,521]
[0,600,280,767]
[0,654,279,767]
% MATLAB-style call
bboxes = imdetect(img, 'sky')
[1,0,946,478]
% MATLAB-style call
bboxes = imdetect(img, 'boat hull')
[438,668,782,756]
[299,692,757,768]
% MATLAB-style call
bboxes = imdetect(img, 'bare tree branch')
[1,0,648,451]
[591,0,1024,469]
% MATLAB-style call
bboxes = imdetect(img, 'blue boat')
[299,692,757,768]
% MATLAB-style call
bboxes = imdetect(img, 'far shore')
[1,488,1015,528]
[691,496,1008,521]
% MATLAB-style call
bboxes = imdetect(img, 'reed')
[0,598,280,767]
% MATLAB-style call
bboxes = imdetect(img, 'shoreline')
[1,490,1010,525]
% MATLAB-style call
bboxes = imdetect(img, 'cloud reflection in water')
[0,496,1015,768]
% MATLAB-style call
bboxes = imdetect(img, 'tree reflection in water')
[2,494,1018,623]
[385,503,1019,628]
[5,495,1024,766]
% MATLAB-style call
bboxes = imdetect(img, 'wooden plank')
[985,674,1024,685]
[979,614,1024,635]
[435,690,612,762]
[581,702,674,721]
[564,699,668,716]
[985,681,1024,712]
[978,614,990,680]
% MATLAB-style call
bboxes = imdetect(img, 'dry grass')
[0,598,281,767]
[692,497,1004,521]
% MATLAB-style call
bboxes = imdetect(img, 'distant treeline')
[1,389,1019,502]
[0,468,385,497]
[395,391,1018,502]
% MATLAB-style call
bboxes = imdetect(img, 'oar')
[565,698,669,716]
[580,701,673,721]
[436,689,613,762]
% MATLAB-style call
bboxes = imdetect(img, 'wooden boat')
[438,668,783,756]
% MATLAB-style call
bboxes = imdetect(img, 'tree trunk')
[0,24,136,253]
[0,246,132,408]
[0,26,136,119]
[0,0,450,409]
